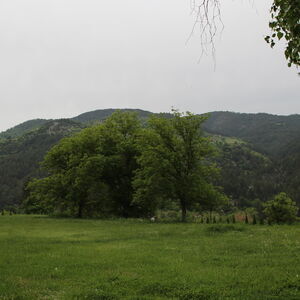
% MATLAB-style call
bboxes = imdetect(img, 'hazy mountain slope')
[72,108,153,124]
[0,119,84,209]
[0,119,49,139]
[203,111,300,157]
[3,110,300,159]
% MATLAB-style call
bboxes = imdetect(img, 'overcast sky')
[0,0,299,132]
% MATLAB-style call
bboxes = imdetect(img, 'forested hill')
[0,119,83,209]
[72,108,154,124]
[0,109,300,210]
[0,119,49,139]
[203,111,300,157]
[2,109,300,158]
[0,109,154,140]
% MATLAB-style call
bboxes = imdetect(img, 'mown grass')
[1,216,300,299]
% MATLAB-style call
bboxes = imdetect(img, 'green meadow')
[1,216,300,299]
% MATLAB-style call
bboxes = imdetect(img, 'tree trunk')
[181,201,187,222]
[77,200,83,218]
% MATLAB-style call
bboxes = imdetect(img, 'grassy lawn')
[1,216,300,299]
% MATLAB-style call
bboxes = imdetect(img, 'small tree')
[252,215,257,225]
[245,214,249,224]
[263,192,298,224]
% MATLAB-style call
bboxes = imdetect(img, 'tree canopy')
[133,110,227,221]
[24,112,144,217]
[24,111,226,219]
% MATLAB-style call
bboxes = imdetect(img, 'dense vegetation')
[24,111,224,220]
[1,109,300,216]
[0,119,83,210]
[1,215,300,299]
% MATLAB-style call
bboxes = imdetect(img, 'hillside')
[0,119,83,209]
[0,109,300,210]
[0,119,49,140]
[72,108,153,124]
[203,111,300,157]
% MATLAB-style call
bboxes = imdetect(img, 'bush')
[263,192,298,224]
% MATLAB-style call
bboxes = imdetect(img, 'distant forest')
[0,109,300,216]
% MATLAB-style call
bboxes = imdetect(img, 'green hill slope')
[0,119,49,140]
[203,111,300,157]
[72,108,153,124]
[0,119,83,209]
[0,109,300,210]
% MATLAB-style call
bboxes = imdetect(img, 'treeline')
[1,109,300,215]
[23,111,227,221]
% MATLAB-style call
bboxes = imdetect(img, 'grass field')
[1,216,300,299]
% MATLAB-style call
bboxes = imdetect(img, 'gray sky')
[0,0,299,132]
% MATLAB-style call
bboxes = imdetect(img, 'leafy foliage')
[25,111,226,219]
[265,0,300,68]
[25,112,146,218]
[263,192,298,224]
[133,110,227,221]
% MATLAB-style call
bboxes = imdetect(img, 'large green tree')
[133,110,227,222]
[25,111,227,219]
[24,112,144,218]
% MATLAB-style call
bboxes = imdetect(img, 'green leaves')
[263,192,298,224]
[25,111,227,220]
[25,111,144,218]
[277,31,284,40]
[266,0,300,68]
[133,111,226,221]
